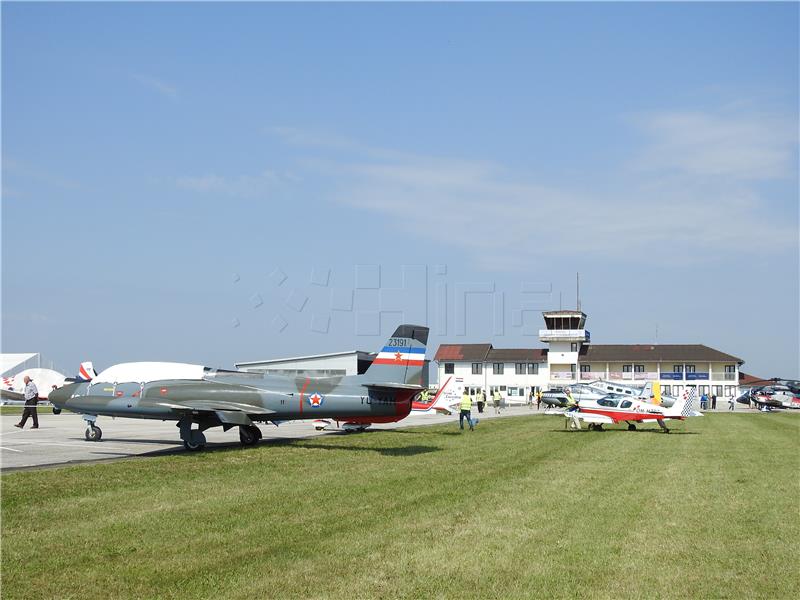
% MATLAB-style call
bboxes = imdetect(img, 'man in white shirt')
[15,376,40,429]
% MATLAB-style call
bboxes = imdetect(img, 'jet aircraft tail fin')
[78,361,97,381]
[363,324,429,388]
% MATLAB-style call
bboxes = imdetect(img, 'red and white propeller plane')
[550,387,701,433]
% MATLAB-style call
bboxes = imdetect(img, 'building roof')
[434,344,492,362]
[579,344,743,364]
[738,372,767,386]
[434,344,547,362]
[434,343,744,364]
[487,348,547,362]
[1,353,39,376]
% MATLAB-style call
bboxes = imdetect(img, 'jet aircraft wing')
[154,400,276,415]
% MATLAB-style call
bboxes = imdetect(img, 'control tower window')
[570,342,578,352]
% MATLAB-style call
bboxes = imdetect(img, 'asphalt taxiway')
[1,406,539,470]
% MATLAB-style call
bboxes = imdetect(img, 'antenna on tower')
[576,272,580,311]
[559,292,562,311]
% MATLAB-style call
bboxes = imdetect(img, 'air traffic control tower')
[539,310,589,384]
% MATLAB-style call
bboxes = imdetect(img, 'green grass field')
[2,413,798,599]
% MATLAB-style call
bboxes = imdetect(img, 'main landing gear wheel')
[183,430,207,451]
[183,431,207,451]
[588,423,604,431]
[627,423,637,431]
[85,425,102,441]
[239,425,262,446]
[52,407,62,415]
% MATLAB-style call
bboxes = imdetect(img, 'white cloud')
[239,110,799,267]
[329,155,795,269]
[632,110,797,180]
[132,73,179,102]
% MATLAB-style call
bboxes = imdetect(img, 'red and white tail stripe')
[78,361,97,381]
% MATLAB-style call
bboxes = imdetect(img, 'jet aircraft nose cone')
[49,383,80,409]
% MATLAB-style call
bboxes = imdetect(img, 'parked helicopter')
[736,378,800,410]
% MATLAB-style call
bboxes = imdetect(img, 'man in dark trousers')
[15,375,39,429]
[459,390,477,431]
[711,393,717,410]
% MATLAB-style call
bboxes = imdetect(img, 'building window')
[580,364,591,373]
[662,385,671,396]
[471,363,482,375]
[686,365,696,373]
[515,363,526,375]
[508,387,520,396]
[724,385,733,396]
[699,385,709,395]
[570,342,578,352]
[444,363,454,374]
[528,363,538,374]
[623,365,632,373]
[493,363,504,375]
[725,365,736,373]
[673,365,683,373]
[713,385,723,396]
[634,364,644,373]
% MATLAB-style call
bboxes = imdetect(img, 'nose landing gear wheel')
[85,425,102,441]
[627,423,637,431]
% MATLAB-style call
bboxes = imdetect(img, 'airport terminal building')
[434,310,744,401]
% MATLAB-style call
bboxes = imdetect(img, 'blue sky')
[3,2,798,379]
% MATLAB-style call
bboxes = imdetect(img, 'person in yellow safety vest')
[420,389,430,405]
[565,388,577,409]
[476,388,485,413]
[564,387,581,430]
[459,391,477,431]
[493,389,502,414]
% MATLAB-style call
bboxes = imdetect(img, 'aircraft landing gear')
[656,419,670,434]
[52,407,62,415]
[178,417,207,451]
[239,425,262,446]
[588,423,604,431]
[85,424,102,441]
[627,422,637,431]
[82,415,101,441]
[183,432,206,451]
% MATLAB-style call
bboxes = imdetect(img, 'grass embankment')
[2,413,798,599]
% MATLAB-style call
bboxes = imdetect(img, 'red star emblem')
[394,352,403,362]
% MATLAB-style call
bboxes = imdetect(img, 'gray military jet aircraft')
[50,325,429,450]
